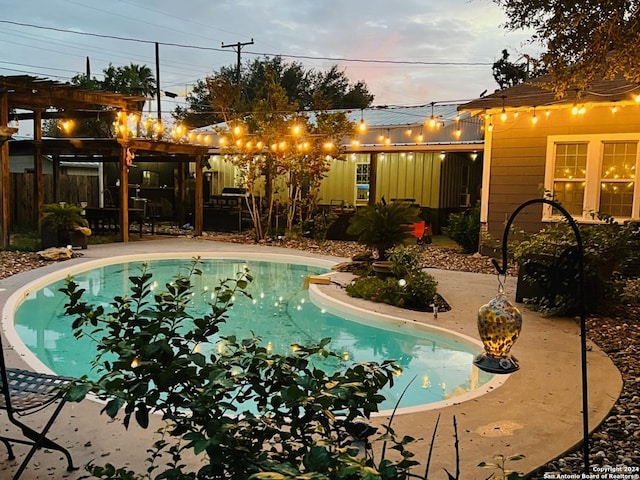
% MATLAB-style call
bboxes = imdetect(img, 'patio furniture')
[0,335,77,479]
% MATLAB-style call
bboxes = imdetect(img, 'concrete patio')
[0,238,622,479]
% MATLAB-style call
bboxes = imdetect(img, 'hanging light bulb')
[358,109,367,133]
[531,107,538,125]
[427,101,437,128]
[500,96,507,122]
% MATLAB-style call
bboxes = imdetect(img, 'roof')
[0,75,147,112]
[194,103,483,150]
[460,75,640,112]
[345,103,467,127]
[195,103,472,133]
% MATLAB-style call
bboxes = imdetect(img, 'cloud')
[1,0,541,109]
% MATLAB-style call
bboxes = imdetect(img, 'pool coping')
[0,238,623,478]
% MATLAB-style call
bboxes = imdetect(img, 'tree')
[494,0,640,95]
[492,49,529,89]
[213,65,356,240]
[174,56,374,128]
[44,64,156,138]
[102,63,156,111]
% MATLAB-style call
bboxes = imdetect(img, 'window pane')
[601,142,636,181]
[554,143,587,178]
[599,142,637,217]
[356,163,370,184]
[600,182,634,217]
[553,181,585,216]
[356,184,369,201]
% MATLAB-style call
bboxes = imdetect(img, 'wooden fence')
[10,173,100,228]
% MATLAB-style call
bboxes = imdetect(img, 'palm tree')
[102,63,156,112]
[347,201,421,259]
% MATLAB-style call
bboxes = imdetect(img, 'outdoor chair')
[0,336,77,480]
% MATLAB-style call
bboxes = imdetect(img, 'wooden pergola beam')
[1,75,211,245]
[1,75,146,112]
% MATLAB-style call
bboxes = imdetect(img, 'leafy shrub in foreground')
[61,259,434,479]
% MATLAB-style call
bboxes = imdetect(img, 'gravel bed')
[1,235,638,476]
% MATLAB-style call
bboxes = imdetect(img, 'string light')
[358,109,367,133]
[427,101,437,128]
[531,107,538,125]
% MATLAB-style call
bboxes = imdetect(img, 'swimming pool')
[6,253,498,413]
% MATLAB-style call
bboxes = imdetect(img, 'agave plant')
[347,201,421,259]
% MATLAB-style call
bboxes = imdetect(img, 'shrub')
[5,231,41,252]
[346,246,438,311]
[446,203,480,253]
[61,259,433,479]
[512,221,632,315]
[346,275,409,307]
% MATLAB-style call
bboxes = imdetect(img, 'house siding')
[485,104,640,244]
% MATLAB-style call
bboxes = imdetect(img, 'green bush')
[513,221,632,315]
[446,203,480,253]
[61,259,432,479]
[345,275,409,307]
[346,246,438,310]
[5,231,41,252]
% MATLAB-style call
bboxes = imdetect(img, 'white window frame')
[355,162,370,204]
[544,133,640,222]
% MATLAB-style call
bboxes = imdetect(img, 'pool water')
[13,257,493,411]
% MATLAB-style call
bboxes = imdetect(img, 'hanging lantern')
[473,290,522,373]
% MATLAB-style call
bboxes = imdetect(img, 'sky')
[1,0,540,120]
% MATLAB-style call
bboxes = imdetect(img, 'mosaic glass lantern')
[473,290,522,374]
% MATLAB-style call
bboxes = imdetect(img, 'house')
[201,104,485,233]
[460,76,640,252]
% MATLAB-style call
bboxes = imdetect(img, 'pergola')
[0,75,209,247]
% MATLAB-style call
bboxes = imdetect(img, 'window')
[355,163,370,203]
[545,135,640,221]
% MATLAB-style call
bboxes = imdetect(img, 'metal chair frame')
[0,336,77,480]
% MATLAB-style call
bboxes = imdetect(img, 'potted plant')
[40,202,91,249]
[346,201,421,260]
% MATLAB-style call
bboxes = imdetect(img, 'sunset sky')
[1,0,540,116]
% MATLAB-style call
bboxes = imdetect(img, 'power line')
[0,20,494,67]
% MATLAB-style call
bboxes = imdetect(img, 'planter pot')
[69,230,88,249]
[372,261,394,279]
[40,225,88,249]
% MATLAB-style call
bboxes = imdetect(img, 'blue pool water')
[13,257,493,411]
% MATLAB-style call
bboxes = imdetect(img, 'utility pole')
[155,42,161,123]
[221,38,254,84]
